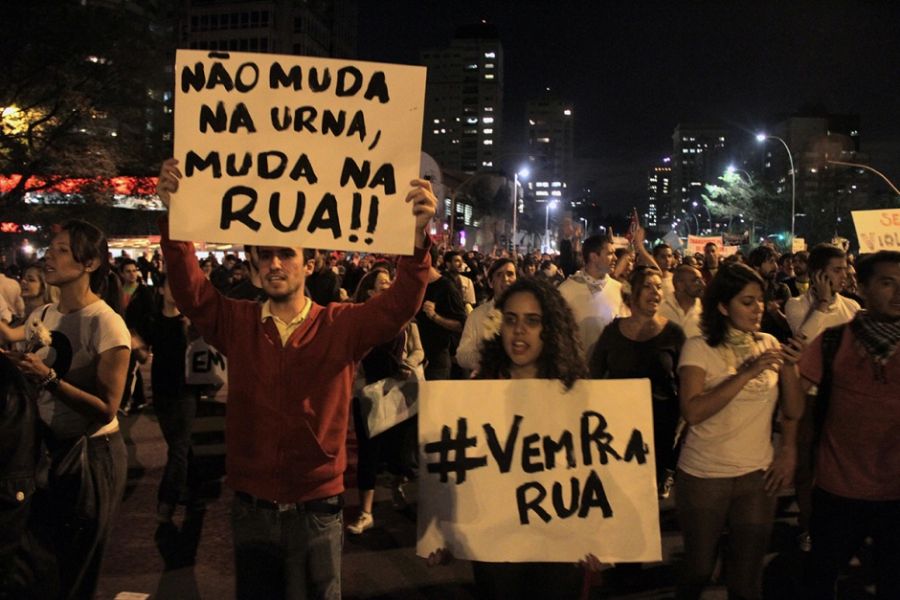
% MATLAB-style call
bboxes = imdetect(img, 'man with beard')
[156,158,436,600]
[456,258,517,372]
[748,246,792,341]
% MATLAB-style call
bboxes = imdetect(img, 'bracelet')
[40,367,61,391]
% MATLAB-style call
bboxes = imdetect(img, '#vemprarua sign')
[417,379,662,563]
[171,49,426,254]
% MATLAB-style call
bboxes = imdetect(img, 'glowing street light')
[511,167,529,256]
[544,200,558,253]
[756,133,796,239]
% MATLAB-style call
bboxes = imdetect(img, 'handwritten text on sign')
[416,379,662,563]
[171,50,426,254]
[852,209,900,252]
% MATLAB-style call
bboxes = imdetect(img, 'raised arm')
[155,158,237,352]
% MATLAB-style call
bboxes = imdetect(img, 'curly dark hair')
[478,277,587,389]
[700,262,765,347]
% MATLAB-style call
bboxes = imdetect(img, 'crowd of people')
[0,159,897,599]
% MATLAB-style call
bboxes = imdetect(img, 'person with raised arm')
[155,157,435,600]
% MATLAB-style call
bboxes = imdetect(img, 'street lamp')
[826,159,900,196]
[511,167,530,256]
[692,200,712,233]
[544,200,558,253]
[756,133,796,240]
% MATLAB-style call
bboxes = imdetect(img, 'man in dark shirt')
[748,246,792,341]
[417,247,466,380]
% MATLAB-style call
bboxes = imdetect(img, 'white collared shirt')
[659,294,703,339]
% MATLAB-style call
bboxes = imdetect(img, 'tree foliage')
[0,0,170,209]
[702,173,787,240]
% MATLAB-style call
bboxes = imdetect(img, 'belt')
[235,491,343,514]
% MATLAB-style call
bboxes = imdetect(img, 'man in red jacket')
[156,158,436,599]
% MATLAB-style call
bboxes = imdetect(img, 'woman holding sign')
[427,277,599,599]
[675,262,804,600]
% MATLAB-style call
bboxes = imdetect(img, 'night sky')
[357,1,900,213]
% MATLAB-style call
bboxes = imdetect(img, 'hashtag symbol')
[424,418,488,485]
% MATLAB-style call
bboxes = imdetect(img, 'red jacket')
[160,220,430,502]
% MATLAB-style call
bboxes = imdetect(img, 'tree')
[0,0,170,210]
[702,173,785,243]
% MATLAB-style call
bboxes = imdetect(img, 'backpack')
[812,324,846,448]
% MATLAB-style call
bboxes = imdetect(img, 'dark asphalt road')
[93,394,876,600]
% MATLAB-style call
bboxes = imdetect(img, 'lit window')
[433,129,439,134]
[529,119,536,125]
[482,161,493,167]
[810,168,817,173]
[483,139,493,145]
[536,190,549,196]
[538,137,550,143]
[466,64,478,70]
[551,182,561,188]
[484,51,496,58]
[433,119,440,124]
[563,109,572,116]
[440,128,446,133]
[467,117,478,124]
[484,73,494,80]
[551,191,562,196]
[484,107,494,112]
[485,63,494,69]
[483,128,493,134]
[483,117,494,124]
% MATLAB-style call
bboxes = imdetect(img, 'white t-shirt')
[25,300,130,438]
[558,275,624,359]
[677,333,780,478]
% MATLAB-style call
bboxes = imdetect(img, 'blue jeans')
[231,492,343,600]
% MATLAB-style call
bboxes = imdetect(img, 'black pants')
[351,397,415,491]
[30,431,128,600]
[471,560,583,600]
[805,487,900,599]
[154,389,201,507]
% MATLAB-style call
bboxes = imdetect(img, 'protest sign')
[791,237,807,253]
[416,379,661,563]
[686,235,723,256]
[171,49,426,254]
[852,209,900,252]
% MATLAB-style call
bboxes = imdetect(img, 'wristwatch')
[40,368,61,391]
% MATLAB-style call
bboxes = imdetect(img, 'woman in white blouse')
[676,262,804,600]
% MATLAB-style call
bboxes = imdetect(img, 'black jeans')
[805,487,900,599]
[30,430,128,600]
[154,389,201,506]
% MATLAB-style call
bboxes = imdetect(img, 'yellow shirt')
[260,298,312,345]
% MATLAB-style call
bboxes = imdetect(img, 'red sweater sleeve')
[341,237,433,362]
[157,217,243,355]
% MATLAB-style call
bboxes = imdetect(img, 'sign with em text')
[416,379,662,563]
[852,209,900,253]
[171,50,426,254]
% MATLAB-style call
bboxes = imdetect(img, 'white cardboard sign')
[172,50,426,254]
[417,379,662,563]
[852,209,900,253]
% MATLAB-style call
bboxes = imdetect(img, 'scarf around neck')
[570,270,607,295]
[850,310,900,368]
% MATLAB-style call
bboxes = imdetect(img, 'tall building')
[671,123,731,209]
[179,0,358,58]
[762,112,871,240]
[421,23,503,174]
[524,91,574,208]
[646,158,672,229]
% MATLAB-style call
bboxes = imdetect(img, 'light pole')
[826,159,900,196]
[511,167,529,257]
[756,133,796,240]
[544,200,558,253]
[692,200,712,233]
